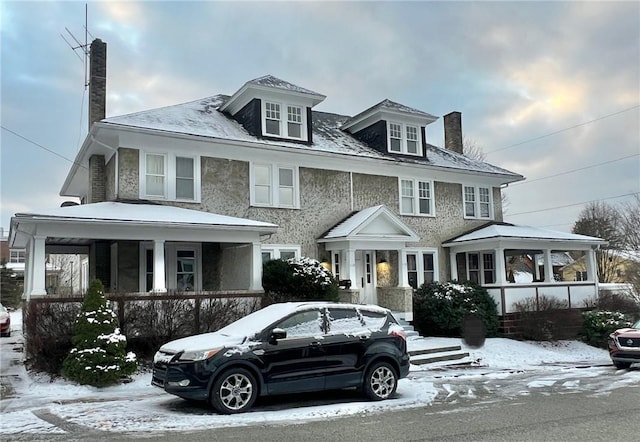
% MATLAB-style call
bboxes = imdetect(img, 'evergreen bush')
[62,280,137,386]
[262,257,339,303]
[581,309,632,348]
[413,281,499,337]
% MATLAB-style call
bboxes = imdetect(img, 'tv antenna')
[61,3,95,89]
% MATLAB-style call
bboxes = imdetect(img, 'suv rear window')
[326,308,387,335]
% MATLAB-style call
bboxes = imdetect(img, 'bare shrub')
[24,301,81,374]
[512,295,570,341]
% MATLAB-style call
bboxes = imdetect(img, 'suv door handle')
[309,341,322,347]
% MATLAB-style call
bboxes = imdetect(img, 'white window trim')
[466,251,495,285]
[250,163,300,209]
[387,121,422,156]
[139,242,202,292]
[262,100,308,141]
[261,244,301,261]
[399,178,435,217]
[406,248,439,288]
[139,151,201,202]
[463,185,493,220]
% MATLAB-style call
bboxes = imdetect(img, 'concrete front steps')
[394,313,473,367]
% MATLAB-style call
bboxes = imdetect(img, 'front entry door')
[355,250,376,305]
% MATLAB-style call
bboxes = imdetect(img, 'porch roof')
[9,202,278,248]
[442,222,606,248]
[319,205,419,242]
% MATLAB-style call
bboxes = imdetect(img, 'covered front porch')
[443,223,607,315]
[9,202,278,300]
[318,205,421,317]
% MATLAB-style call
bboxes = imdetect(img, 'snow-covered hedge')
[62,280,137,387]
[581,309,633,348]
[413,281,499,338]
[262,257,339,302]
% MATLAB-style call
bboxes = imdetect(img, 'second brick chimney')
[444,111,463,155]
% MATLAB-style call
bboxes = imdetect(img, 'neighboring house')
[1,230,59,292]
[507,252,575,282]
[562,250,640,284]
[9,39,606,317]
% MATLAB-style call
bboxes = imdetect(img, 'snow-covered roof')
[12,202,277,230]
[342,98,438,130]
[246,75,325,97]
[101,95,522,180]
[443,223,607,246]
[320,205,419,242]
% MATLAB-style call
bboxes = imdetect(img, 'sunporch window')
[465,252,495,285]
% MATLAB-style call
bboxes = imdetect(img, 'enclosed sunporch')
[443,223,607,315]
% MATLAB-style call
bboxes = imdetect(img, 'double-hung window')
[467,252,495,285]
[463,185,493,219]
[406,250,438,289]
[9,250,25,263]
[141,152,200,202]
[399,178,434,216]
[263,101,305,140]
[387,121,421,155]
[251,163,299,208]
[261,245,301,262]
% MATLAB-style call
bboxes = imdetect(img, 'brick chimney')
[444,111,463,155]
[88,39,107,203]
[89,39,107,130]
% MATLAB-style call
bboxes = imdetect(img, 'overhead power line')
[486,104,640,155]
[507,192,637,217]
[1,125,87,170]
[510,153,640,187]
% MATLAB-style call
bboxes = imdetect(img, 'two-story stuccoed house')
[9,39,605,319]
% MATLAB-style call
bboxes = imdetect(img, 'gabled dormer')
[219,75,326,145]
[341,99,438,159]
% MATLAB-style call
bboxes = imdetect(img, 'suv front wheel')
[211,368,258,414]
[363,361,398,401]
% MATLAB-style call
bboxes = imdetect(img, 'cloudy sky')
[1,1,639,235]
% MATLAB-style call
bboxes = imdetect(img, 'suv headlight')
[178,348,222,362]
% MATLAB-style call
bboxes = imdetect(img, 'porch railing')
[485,282,598,316]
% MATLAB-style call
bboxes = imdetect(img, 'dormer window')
[263,101,306,140]
[387,121,422,156]
[265,102,281,135]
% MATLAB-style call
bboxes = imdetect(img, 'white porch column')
[346,249,358,289]
[398,249,409,287]
[495,247,507,284]
[449,251,458,281]
[534,254,542,281]
[250,241,263,291]
[544,249,554,282]
[586,248,598,282]
[153,240,167,293]
[30,236,47,297]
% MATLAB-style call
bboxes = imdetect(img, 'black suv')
[152,302,410,414]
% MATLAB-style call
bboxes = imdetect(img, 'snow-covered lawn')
[1,309,636,436]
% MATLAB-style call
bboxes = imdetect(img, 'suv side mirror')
[269,328,287,344]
